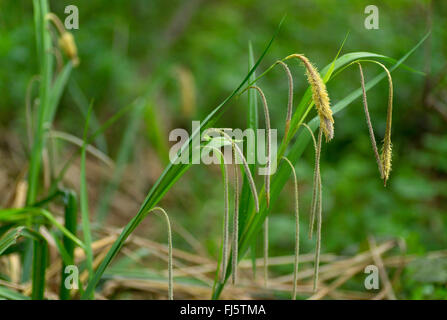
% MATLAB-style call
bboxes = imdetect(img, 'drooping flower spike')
[46,13,80,66]
[285,54,334,141]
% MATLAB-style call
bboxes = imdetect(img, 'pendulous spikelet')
[358,63,384,180]
[297,127,324,292]
[248,86,271,208]
[276,61,294,140]
[46,13,80,66]
[58,32,79,66]
[357,61,393,186]
[148,207,173,300]
[285,54,334,141]
[201,145,230,283]
[381,141,392,186]
[264,217,269,287]
[299,123,319,240]
[209,129,259,213]
[313,154,323,293]
[232,149,239,284]
[281,156,300,299]
[380,64,393,187]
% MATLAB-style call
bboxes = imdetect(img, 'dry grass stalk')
[309,263,365,300]
[245,85,272,287]
[206,130,260,284]
[202,131,259,285]
[25,75,40,147]
[379,63,393,186]
[222,159,230,283]
[368,236,396,300]
[47,130,114,168]
[309,240,397,299]
[126,233,212,265]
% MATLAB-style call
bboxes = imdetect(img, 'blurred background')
[0,0,446,299]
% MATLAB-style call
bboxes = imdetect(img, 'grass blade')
[0,208,84,249]
[0,286,31,300]
[46,62,73,123]
[27,0,53,205]
[0,226,51,300]
[31,232,48,299]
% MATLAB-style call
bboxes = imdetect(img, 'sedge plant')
[0,5,430,300]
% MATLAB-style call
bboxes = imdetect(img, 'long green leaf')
[82,17,285,299]
[0,286,31,300]
[80,103,94,297]
[241,41,259,279]
[46,62,73,123]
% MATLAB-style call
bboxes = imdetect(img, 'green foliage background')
[0,0,446,299]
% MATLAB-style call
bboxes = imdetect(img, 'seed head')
[285,54,334,141]
[276,61,293,140]
[381,141,392,186]
[59,32,80,67]
[357,60,393,186]
[380,63,393,187]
